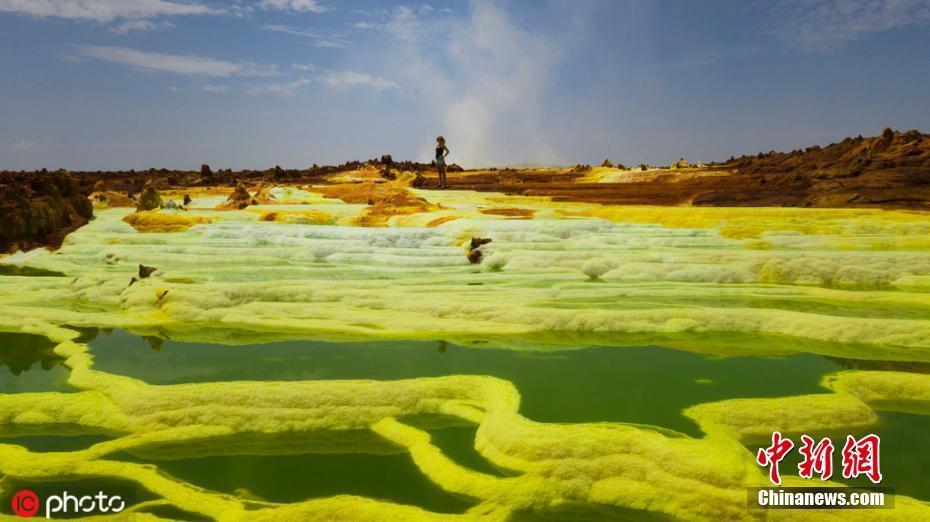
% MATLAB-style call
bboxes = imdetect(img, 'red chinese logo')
[756,431,794,485]
[841,434,882,483]
[757,433,882,485]
[798,435,834,480]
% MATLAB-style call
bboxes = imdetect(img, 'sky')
[1,0,930,170]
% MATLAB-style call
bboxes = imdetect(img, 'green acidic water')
[4,329,928,512]
[87,329,839,436]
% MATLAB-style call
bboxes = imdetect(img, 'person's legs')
[438,163,447,188]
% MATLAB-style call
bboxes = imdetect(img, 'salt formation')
[1,188,929,520]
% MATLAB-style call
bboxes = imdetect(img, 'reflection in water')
[0,265,66,277]
[88,329,840,436]
[144,335,165,351]
[114,448,475,513]
[826,356,930,374]
[0,332,63,376]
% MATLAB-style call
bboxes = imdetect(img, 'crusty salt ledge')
[1,178,929,520]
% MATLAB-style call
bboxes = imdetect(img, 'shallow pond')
[0,330,930,513]
[3,328,929,516]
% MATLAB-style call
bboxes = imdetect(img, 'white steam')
[388,1,563,167]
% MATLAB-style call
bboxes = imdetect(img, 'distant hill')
[709,129,930,207]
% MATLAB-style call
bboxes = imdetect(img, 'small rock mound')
[136,180,162,211]
[219,182,254,209]
[0,171,93,253]
[138,264,157,278]
[467,237,492,263]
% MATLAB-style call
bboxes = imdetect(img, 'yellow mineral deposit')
[1,185,929,520]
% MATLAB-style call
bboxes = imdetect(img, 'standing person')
[435,136,450,189]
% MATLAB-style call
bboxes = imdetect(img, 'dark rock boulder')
[380,155,396,180]
[136,180,162,211]
[138,264,157,279]
[0,171,93,253]
[467,237,492,264]
[220,182,252,209]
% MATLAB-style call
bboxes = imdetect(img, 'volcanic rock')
[136,180,162,211]
[138,264,157,279]
[467,237,492,264]
[0,171,93,253]
[220,182,253,210]
[380,155,396,180]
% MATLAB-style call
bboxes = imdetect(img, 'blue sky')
[2,0,929,170]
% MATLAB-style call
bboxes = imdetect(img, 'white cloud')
[653,46,760,71]
[386,4,419,42]
[109,19,175,34]
[320,70,396,91]
[291,63,316,71]
[770,0,930,50]
[261,24,347,48]
[9,139,35,150]
[201,84,230,92]
[77,45,278,77]
[245,78,313,95]
[258,0,326,13]
[385,1,563,166]
[350,20,379,30]
[0,0,218,22]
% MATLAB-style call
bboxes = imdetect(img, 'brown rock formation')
[0,171,93,253]
[136,180,162,211]
[467,237,492,263]
[138,264,157,278]
[219,182,254,210]
[706,129,930,208]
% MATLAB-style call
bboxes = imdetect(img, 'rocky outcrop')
[380,155,396,180]
[467,237,492,263]
[704,129,930,208]
[0,171,93,253]
[136,180,162,211]
[219,182,254,210]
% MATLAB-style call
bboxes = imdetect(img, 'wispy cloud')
[258,0,327,13]
[291,63,316,71]
[320,70,396,91]
[384,1,563,166]
[9,139,34,150]
[653,46,760,71]
[244,78,313,95]
[0,0,218,23]
[200,84,230,92]
[350,21,380,30]
[76,45,278,77]
[261,24,347,48]
[769,0,930,51]
[109,19,175,34]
